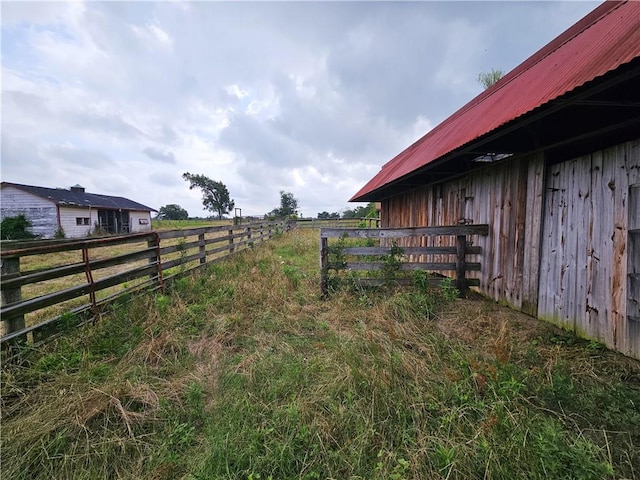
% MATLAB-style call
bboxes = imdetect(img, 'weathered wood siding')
[59,206,95,238]
[538,140,640,357]
[382,139,639,358]
[628,184,640,352]
[0,186,58,238]
[129,211,153,233]
[382,152,543,311]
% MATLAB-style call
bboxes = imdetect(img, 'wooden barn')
[1,182,156,238]
[351,1,640,358]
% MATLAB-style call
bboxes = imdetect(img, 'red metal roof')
[351,0,640,201]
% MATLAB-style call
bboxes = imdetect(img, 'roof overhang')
[351,1,640,203]
[352,57,640,202]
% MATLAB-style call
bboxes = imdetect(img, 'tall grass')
[2,228,639,479]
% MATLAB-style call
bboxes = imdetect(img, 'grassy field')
[152,218,234,230]
[2,228,639,479]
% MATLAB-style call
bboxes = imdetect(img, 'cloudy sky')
[1,1,599,218]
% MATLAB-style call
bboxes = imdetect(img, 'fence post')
[1,256,25,339]
[199,233,206,265]
[455,235,467,295]
[148,235,162,289]
[320,234,329,297]
[228,228,235,254]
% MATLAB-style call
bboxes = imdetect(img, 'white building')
[1,182,156,238]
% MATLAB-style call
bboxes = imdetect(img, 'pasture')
[1,228,639,480]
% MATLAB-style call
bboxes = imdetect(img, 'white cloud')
[225,85,249,99]
[131,23,173,50]
[1,1,599,217]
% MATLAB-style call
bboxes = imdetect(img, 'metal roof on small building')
[351,0,640,202]
[1,182,157,212]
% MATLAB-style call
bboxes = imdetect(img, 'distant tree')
[269,191,299,218]
[317,211,341,219]
[477,69,504,89]
[1,214,36,240]
[182,172,235,219]
[157,204,189,221]
[342,202,377,219]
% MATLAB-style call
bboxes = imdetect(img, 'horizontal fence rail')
[1,220,290,345]
[319,224,489,296]
[293,217,380,229]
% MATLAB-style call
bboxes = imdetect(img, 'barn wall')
[382,152,544,311]
[538,139,640,358]
[59,206,95,238]
[629,185,640,353]
[381,138,640,358]
[0,186,58,238]
[129,211,152,233]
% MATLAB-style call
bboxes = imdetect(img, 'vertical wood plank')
[556,160,569,324]
[573,158,589,329]
[490,164,504,301]
[538,161,563,324]
[502,162,514,305]
[320,235,329,297]
[455,235,467,294]
[198,233,206,265]
[611,144,628,350]
[229,229,235,254]
[563,158,579,327]
[589,150,614,344]
[1,256,25,337]
[523,154,545,316]
[147,238,160,286]
[625,143,640,357]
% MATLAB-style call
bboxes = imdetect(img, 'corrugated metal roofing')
[351,0,640,201]
[1,182,157,212]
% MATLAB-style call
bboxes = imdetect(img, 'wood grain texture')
[522,155,545,315]
[626,183,640,358]
[537,139,639,357]
[382,154,538,309]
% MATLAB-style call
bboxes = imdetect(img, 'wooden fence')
[0,220,290,345]
[320,225,489,296]
[294,217,380,229]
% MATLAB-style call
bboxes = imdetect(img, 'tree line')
[156,172,377,222]
[156,173,301,221]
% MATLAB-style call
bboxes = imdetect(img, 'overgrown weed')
[2,228,638,479]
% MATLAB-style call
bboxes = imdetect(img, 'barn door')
[628,184,640,323]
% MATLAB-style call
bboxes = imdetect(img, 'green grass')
[2,228,639,479]
[152,218,234,230]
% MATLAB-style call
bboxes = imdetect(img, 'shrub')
[1,214,36,240]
